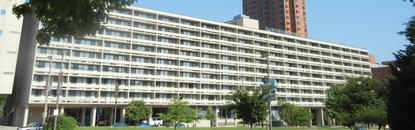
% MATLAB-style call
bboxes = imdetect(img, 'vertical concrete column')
[320,109,325,126]
[60,106,65,114]
[315,108,324,126]
[22,106,29,127]
[109,108,114,125]
[215,106,219,127]
[120,107,126,123]
[234,111,238,127]
[90,106,97,127]
[81,108,86,124]
[309,109,312,127]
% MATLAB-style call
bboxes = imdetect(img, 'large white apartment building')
[7,6,371,127]
[0,0,24,95]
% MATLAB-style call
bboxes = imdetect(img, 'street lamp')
[53,50,66,130]
[261,52,272,130]
[42,56,53,125]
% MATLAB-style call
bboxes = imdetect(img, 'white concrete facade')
[0,0,24,94]
[11,6,370,126]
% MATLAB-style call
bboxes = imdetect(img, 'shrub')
[43,115,77,130]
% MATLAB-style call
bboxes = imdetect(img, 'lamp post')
[262,52,272,130]
[114,79,120,125]
[53,51,66,130]
[42,56,53,125]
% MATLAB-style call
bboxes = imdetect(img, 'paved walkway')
[0,125,18,130]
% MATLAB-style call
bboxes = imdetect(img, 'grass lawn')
[75,127,350,130]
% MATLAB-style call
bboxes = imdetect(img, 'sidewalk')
[0,125,17,130]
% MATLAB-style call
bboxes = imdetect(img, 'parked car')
[110,123,128,127]
[17,122,42,130]
[142,117,163,126]
[136,122,152,128]
[168,123,186,128]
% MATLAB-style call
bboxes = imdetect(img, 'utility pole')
[53,51,65,130]
[42,56,53,124]
[114,79,120,125]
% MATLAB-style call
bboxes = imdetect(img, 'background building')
[7,6,371,127]
[243,0,308,37]
[0,0,24,95]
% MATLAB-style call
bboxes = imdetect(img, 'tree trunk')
[250,123,253,130]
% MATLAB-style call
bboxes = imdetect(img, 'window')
[134,11,156,19]
[103,66,126,73]
[158,37,177,43]
[131,68,153,75]
[71,64,98,71]
[72,51,98,58]
[133,34,154,41]
[109,8,131,15]
[106,30,130,38]
[38,48,68,56]
[180,61,198,67]
[180,72,198,78]
[75,39,100,46]
[103,54,128,61]
[107,18,131,26]
[181,40,196,46]
[158,48,176,54]
[132,57,153,63]
[0,29,2,37]
[105,42,128,49]
[134,22,155,29]
[130,80,152,86]
[132,45,153,52]
[201,43,216,49]
[159,26,177,33]
[180,51,198,57]
[157,59,176,65]
[157,70,176,76]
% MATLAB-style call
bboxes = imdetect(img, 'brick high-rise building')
[243,0,308,37]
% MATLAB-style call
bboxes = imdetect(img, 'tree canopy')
[325,77,387,128]
[278,101,312,127]
[125,100,152,124]
[205,106,216,127]
[158,98,199,130]
[387,5,415,129]
[12,0,136,45]
[227,85,271,130]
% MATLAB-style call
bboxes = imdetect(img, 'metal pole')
[53,51,65,130]
[114,80,120,125]
[267,53,272,130]
[42,56,53,124]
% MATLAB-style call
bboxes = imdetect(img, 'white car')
[17,122,42,130]
[142,117,163,126]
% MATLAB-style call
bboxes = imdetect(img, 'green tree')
[12,0,136,45]
[125,100,152,125]
[325,77,387,129]
[188,108,202,128]
[227,85,271,130]
[158,98,196,130]
[387,4,415,129]
[0,95,7,113]
[278,101,312,127]
[205,106,216,127]
[43,115,77,130]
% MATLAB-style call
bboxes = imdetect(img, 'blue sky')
[134,0,414,62]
